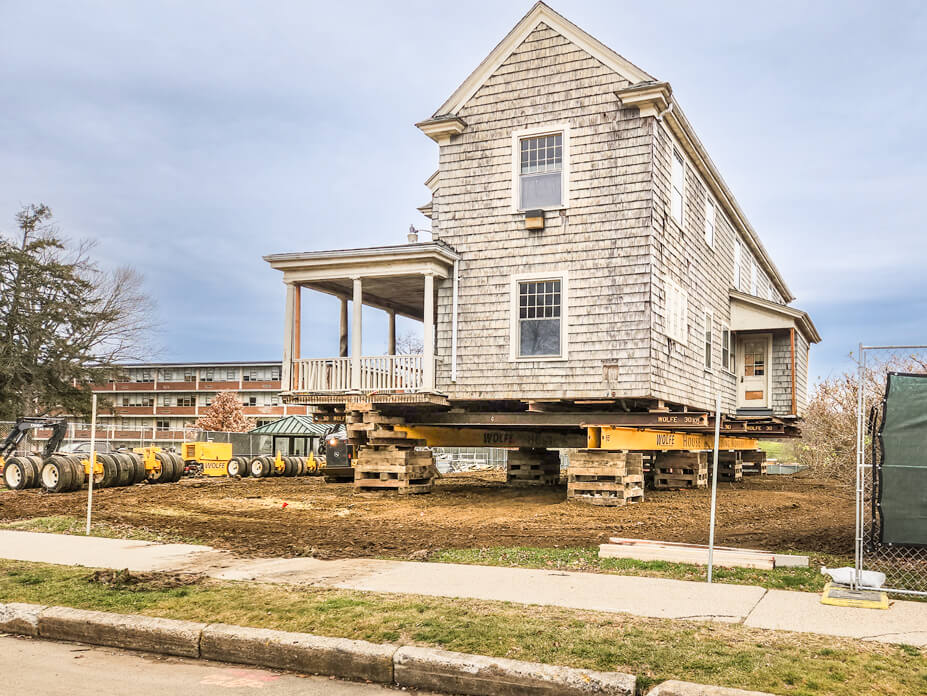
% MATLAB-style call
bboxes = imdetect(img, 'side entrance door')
[736,333,771,409]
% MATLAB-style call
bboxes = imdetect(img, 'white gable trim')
[434,2,653,117]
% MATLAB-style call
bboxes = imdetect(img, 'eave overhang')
[616,82,796,304]
[729,290,821,344]
[415,115,467,144]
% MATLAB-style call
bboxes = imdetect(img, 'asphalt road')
[0,635,436,695]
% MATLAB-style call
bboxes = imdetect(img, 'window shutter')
[664,278,688,344]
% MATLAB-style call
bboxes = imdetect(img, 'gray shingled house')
[264,2,820,499]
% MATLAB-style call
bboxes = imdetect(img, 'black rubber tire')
[151,452,173,484]
[3,457,32,490]
[227,456,248,477]
[169,453,184,482]
[25,456,44,489]
[64,455,86,492]
[250,456,269,478]
[237,456,250,477]
[40,456,75,493]
[283,457,294,477]
[98,454,118,488]
[298,457,307,476]
[114,453,133,487]
[129,453,146,484]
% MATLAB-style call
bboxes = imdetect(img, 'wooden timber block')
[567,481,644,506]
[506,448,561,486]
[741,449,768,475]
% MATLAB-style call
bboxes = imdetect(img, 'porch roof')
[729,290,821,344]
[264,242,459,320]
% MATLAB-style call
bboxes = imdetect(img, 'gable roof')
[249,415,343,437]
[432,2,653,118]
[730,290,821,344]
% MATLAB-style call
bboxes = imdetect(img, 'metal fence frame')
[854,343,927,596]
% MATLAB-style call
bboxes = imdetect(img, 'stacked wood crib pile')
[711,451,743,482]
[740,449,768,475]
[506,447,561,486]
[566,450,644,506]
[653,452,708,490]
[346,408,436,495]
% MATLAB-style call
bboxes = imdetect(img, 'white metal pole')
[85,394,97,536]
[707,391,722,583]
[854,345,866,589]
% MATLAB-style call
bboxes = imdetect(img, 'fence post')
[707,392,722,583]
[85,394,98,536]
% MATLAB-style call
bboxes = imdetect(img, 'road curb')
[0,602,46,637]
[0,602,779,695]
[645,680,774,696]
[200,622,396,683]
[38,605,205,658]
[393,645,636,695]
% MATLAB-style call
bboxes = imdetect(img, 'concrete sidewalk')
[1,529,924,646]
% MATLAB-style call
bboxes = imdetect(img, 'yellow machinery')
[181,441,234,477]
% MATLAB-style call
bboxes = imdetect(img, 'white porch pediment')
[729,290,821,344]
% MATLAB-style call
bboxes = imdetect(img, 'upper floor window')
[511,125,569,211]
[271,367,281,381]
[520,133,562,209]
[183,368,195,382]
[226,369,236,380]
[664,277,688,344]
[721,326,733,373]
[671,149,684,225]
[704,198,715,247]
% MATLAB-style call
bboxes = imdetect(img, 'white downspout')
[451,259,459,382]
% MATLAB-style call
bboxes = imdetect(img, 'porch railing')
[292,354,425,393]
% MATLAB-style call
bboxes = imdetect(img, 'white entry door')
[736,334,771,408]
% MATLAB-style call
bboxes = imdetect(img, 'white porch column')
[351,277,363,390]
[388,310,396,355]
[423,272,435,391]
[339,297,349,358]
[281,282,296,391]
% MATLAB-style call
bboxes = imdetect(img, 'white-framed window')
[721,326,733,373]
[751,262,758,295]
[176,396,194,407]
[161,370,173,382]
[704,310,713,371]
[183,368,195,382]
[226,369,236,380]
[704,197,715,247]
[509,271,568,360]
[733,239,742,290]
[156,420,170,431]
[511,124,570,211]
[670,149,685,225]
[202,368,214,382]
[663,277,688,344]
[271,366,281,381]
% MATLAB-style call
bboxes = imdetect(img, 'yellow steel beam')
[394,425,586,449]
[591,427,758,451]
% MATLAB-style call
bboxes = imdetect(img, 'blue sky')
[1,1,924,381]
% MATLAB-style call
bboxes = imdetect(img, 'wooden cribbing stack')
[566,450,643,506]
[653,452,708,489]
[710,451,743,482]
[506,448,561,486]
[346,407,436,495]
[740,449,768,475]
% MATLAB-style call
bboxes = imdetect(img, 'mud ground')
[0,471,854,559]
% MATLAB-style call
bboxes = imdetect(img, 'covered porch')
[729,290,821,416]
[264,242,459,396]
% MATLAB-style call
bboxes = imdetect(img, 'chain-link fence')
[855,345,927,597]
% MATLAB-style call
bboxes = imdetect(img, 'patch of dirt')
[88,568,204,590]
[1,471,854,558]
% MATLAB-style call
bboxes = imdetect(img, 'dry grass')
[0,559,924,695]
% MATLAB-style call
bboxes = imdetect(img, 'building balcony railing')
[292,354,426,393]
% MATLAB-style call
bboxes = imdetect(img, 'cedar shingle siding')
[425,19,811,417]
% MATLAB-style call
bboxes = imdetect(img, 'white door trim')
[736,333,772,408]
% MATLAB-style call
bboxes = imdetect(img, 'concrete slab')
[744,589,927,646]
[0,530,213,571]
[333,561,767,623]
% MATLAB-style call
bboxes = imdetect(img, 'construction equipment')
[319,426,355,483]
[181,441,234,477]
[247,451,321,478]
[178,441,322,479]
[1,417,69,490]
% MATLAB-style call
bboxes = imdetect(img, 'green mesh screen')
[877,373,927,546]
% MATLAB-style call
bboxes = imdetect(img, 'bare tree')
[799,352,927,484]
[395,330,424,355]
[0,204,155,419]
